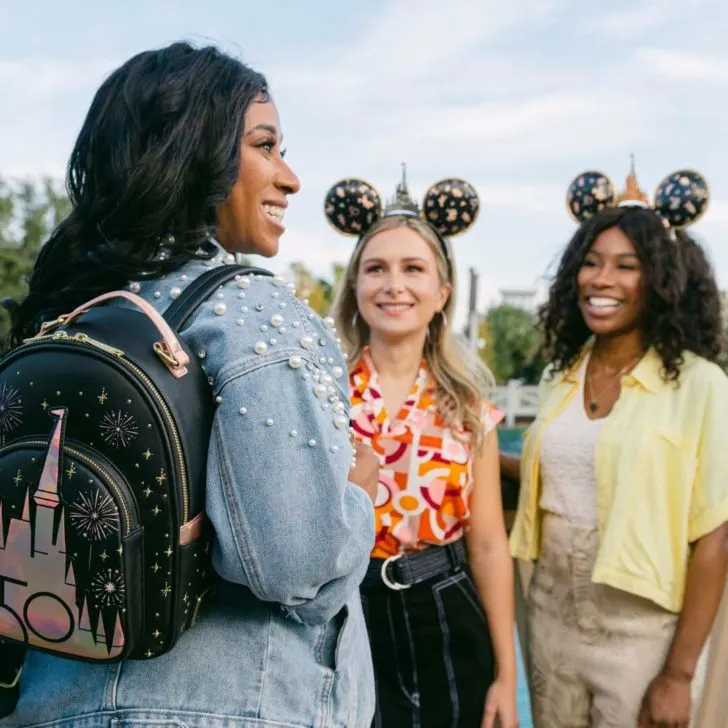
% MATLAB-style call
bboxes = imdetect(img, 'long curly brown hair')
[539,206,725,381]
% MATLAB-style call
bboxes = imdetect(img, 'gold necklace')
[586,355,641,413]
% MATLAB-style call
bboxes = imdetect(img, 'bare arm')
[466,430,517,687]
[499,452,521,483]
[662,523,728,681]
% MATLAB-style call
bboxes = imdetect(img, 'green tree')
[0,177,71,346]
[288,262,343,317]
[480,304,545,385]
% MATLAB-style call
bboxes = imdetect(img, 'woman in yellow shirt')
[506,166,728,728]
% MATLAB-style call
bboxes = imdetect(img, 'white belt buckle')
[381,554,411,590]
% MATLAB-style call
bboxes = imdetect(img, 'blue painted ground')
[514,627,533,727]
[499,429,533,727]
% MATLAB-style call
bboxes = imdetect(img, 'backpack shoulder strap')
[164,264,273,331]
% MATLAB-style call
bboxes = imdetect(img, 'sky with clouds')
[1,0,727,325]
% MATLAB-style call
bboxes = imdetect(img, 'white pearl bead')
[214,302,227,315]
[181,274,188,282]
[216,292,225,300]
[169,286,182,299]
[308,439,317,447]
[335,414,348,429]
[332,366,344,379]
[260,324,268,332]
[314,383,327,397]
[324,317,335,329]
[256,304,264,312]
[254,341,268,355]
[330,446,338,453]
[128,281,141,293]
[271,314,284,328]
[238,292,246,299]
[239,407,247,415]
[198,351,206,359]
[241,306,248,313]
[318,338,327,346]
[154,291,161,299]
[237,276,250,289]
[289,355,302,369]
[301,336,314,349]
[290,430,297,437]
[236,319,245,326]
[269,338,277,346]
[292,321,300,328]
[266,419,274,427]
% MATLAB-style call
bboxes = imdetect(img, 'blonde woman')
[327,173,518,728]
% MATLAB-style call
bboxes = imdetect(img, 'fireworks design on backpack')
[91,568,126,608]
[0,382,23,435]
[69,490,120,540]
[100,410,139,448]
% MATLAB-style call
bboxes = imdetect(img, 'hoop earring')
[352,311,359,328]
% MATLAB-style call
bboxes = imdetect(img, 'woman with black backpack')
[0,41,377,728]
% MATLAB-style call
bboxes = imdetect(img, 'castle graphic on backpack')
[0,264,270,663]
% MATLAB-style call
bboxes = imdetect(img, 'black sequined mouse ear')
[566,171,616,222]
[421,178,480,237]
[653,170,710,229]
[323,178,382,236]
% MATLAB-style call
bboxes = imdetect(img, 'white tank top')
[539,355,604,526]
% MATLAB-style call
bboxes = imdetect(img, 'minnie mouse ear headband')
[566,156,710,233]
[323,164,480,274]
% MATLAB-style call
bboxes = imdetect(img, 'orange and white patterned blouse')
[349,348,504,559]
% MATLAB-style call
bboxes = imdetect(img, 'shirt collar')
[562,341,665,394]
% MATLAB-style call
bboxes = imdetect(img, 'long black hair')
[539,206,724,381]
[10,41,268,346]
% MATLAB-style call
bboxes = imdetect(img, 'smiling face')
[577,225,645,338]
[355,224,450,346]
[216,96,300,257]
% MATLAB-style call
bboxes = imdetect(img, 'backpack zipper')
[0,439,135,536]
[13,333,191,524]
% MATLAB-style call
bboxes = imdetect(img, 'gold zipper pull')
[72,333,124,357]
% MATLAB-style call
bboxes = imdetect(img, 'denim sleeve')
[206,358,374,623]
[175,272,375,624]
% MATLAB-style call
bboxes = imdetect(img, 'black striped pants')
[361,565,495,728]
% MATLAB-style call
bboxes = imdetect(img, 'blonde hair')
[331,215,495,449]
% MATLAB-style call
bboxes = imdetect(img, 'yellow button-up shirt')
[509,346,728,613]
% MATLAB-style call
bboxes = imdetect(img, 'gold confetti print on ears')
[422,178,480,237]
[323,178,383,236]
[566,170,617,222]
[653,169,710,229]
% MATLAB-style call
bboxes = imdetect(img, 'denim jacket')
[3,247,376,728]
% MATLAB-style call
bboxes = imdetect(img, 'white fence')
[491,381,539,427]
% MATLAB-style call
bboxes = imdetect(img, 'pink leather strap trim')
[56,290,190,378]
